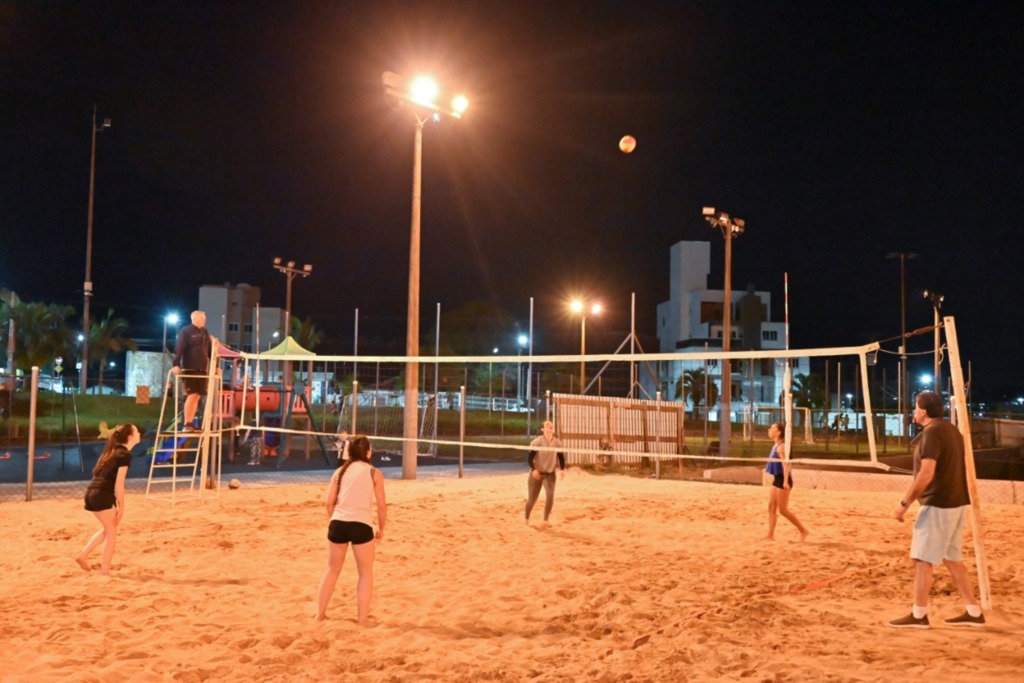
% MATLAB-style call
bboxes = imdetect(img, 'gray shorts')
[910,505,967,565]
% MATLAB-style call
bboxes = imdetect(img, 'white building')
[655,241,808,415]
[198,283,284,353]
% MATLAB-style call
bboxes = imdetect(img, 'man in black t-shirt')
[888,391,985,629]
[172,310,214,431]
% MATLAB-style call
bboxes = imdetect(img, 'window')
[228,323,239,332]
[242,344,252,353]
[762,330,778,341]
[243,324,253,333]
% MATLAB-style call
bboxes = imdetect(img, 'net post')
[943,315,992,609]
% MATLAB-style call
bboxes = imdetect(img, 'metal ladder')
[145,349,222,503]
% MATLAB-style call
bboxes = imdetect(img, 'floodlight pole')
[81,105,110,394]
[273,258,313,384]
[703,208,745,460]
[401,119,424,479]
[382,71,467,480]
[924,290,944,394]
[887,252,917,445]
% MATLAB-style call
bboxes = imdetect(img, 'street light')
[382,70,468,480]
[161,312,180,394]
[923,289,944,394]
[886,252,918,444]
[703,207,745,459]
[570,299,602,394]
[81,105,111,394]
[273,257,312,385]
[516,333,528,409]
[489,347,499,415]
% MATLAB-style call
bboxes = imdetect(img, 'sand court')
[1,470,1021,682]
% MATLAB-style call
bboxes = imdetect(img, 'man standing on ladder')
[172,310,214,431]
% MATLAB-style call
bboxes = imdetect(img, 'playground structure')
[145,337,332,504]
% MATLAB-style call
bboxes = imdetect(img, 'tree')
[677,367,719,418]
[291,316,324,352]
[0,289,18,374]
[4,299,74,375]
[89,309,137,390]
[790,372,825,409]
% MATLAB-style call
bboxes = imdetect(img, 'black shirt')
[87,446,132,493]
[173,324,213,371]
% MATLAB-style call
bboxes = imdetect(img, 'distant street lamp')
[273,257,312,384]
[923,289,944,394]
[81,105,111,394]
[489,347,499,415]
[703,207,746,459]
[887,252,918,444]
[570,299,602,394]
[382,70,468,480]
[516,333,528,408]
[161,312,180,394]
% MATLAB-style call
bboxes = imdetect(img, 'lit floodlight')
[591,303,603,315]
[570,300,583,314]
[273,257,282,265]
[702,206,716,217]
[410,76,439,107]
[920,374,932,385]
[452,95,469,113]
[517,334,528,347]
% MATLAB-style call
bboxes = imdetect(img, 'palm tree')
[89,309,137,391]
[6,300,74,374]
[790,372,825,409]
[291,316,324,351]
[677,367,719,418]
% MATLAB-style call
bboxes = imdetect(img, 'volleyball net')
[229,338,907,472]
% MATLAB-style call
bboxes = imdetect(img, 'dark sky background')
[2,1,1022,399]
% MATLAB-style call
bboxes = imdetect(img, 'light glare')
[410,76,438,106]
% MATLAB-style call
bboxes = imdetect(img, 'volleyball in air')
[619,135,637,153]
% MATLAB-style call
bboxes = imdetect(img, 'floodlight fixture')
[382,71,468,120]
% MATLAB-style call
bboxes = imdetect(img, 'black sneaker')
[888,613,930,629]
[943,611,985,627]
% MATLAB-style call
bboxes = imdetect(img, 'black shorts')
[772,473,794,490]
[182,373,208,396]
[328,520,374,545]
[84,488,116,511]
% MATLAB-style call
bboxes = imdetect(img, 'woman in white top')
[315,434,387,623]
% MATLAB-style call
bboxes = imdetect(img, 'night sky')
[2,2,1022,398]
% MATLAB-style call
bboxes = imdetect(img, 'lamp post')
[382,71,468,480]
[703,207,745,459]
[570,300,602,394]
[81,105,111,394]
[923,290,944,395]
[489,347,498,415]
[516,333,528,409]
[273,257,312,384]
[161,312,180,394]
[886,252,918,444]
